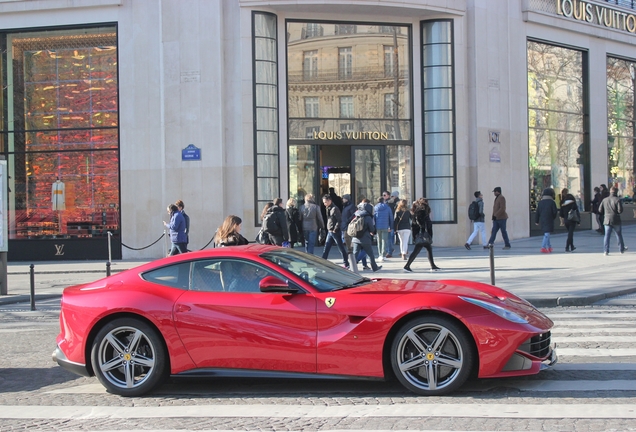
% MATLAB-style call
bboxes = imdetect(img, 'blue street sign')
[182,144,201,161]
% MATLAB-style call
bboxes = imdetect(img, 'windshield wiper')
[334,277,372,291]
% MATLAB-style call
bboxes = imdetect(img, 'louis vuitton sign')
[556,0,636,34]
[313,131,389,141]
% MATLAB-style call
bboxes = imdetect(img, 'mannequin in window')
[52,178,65,211]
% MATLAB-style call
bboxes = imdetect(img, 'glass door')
[351,147,385,205]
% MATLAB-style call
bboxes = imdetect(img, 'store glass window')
[421,20,455,222]
[527,41,587,211]
[1,26,119,241]
[253,12,280,224]
[607,56,636,199]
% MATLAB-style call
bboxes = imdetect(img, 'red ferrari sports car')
[53,245,556,396]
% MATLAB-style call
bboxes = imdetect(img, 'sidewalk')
[2,225,636,307]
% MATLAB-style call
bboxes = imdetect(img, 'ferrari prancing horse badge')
[325,297,336,308]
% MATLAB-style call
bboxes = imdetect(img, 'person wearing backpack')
[285,198,304,248]
[464,191,487,250]
[263,198,289,246]
[321,194,350,269]
[559,193,580,252]
[351,202,381,272]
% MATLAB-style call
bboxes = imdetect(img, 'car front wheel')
[390,315,474,395]
[91,317,166,396]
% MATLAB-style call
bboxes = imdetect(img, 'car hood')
[346,278,547,323]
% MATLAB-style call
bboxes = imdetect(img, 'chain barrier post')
[489,244,495,285]
[29,264,35,311]
[0,252,7,295]
[106,261,111,277]
[106,231,112,277]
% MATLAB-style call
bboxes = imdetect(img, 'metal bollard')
[106,261,111,277]
[489,245,495,285]
[29,264,35,311]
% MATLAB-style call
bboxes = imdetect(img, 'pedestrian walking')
[559,193,580,252]
[487,186,511,250]
[383,190,399,257]
[214,215,249,247]
[591,186,603,233]
[163,204,187,256]
[321,194,350,268]
[465,191,487,250]
[600,186,627,255]
[351,201,381,272]
[263,198,289,246]
[374,197,394,261]
[285,198,304,248]
[404,198,439,272]
[394,199,412,260]
[175,200,190,250]
[534,188,558,253]
[341,194,358,273]
[299,193,324,254]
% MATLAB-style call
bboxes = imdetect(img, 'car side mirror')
[259,276,297,293]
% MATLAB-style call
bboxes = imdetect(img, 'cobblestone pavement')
[1,300,636,431]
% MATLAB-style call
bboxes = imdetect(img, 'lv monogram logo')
[54,244,65,256]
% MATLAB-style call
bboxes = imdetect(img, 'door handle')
[175,304,191,313]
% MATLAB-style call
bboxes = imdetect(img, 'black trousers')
[405,243,436,268]
[564,221,576,249]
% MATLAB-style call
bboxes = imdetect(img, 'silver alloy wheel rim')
[97,325,156,390]
[396,323,464,391]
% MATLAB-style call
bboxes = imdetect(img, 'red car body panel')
[55,245,554,385]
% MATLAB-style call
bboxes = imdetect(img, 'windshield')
[261,249,372,292]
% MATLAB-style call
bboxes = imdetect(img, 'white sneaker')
[377,257,384,262]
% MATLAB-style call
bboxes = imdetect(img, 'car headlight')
[459,296,528,324]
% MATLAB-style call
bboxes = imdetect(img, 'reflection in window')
[253,12,280,223]
[335,25,356,35]
[607,57,635,198]
[303,50,318,80]
[4,27,119,241]
[289,145,316,204]
[339,96,354,118]
[302,23,323,39]
[338,47,352,80]
[304,97,319,117]
[384,94,395,118]
[384,45,396,77]
[421,20,455,222]
[527,41,586,211]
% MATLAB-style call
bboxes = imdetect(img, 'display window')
[1,26,119,243]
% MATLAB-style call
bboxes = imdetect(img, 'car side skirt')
[174,368,385,382]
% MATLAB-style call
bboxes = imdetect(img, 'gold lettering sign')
[313,131,389,140]
[556,0,636,34]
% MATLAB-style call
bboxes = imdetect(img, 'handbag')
[414,231,431,246]
[567,208,580,223]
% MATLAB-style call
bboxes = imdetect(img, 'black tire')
[390,315,474,396]
[90,317,167,396]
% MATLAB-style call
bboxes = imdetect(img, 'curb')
[0,293,62,306]
[526,286,636,308]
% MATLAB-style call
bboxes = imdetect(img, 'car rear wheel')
[390,316,474,395]
[91,317,166,396]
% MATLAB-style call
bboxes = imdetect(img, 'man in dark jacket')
[487,186,511,249]
[351,202,381,272]
[321,195,350,268]
[465,191,487,250]
[534,188,558,253]
[591,186,603,233]
[265,198,289,246]
[340,194,357,272]
[600,186,627,255]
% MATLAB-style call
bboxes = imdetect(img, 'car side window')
[141,262,190,290]
[219,260,279,293]
[190,260,224,292]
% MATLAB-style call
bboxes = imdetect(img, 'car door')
[172,258,318,373]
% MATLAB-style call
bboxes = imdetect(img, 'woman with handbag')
[394,199,412,260]
[404,198,440,272]
[559,193,580,252]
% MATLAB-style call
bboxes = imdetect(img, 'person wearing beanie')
[351,201,381,272]
[487,186,511,250]
[341,194,358,272]
[534,187,558,253]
